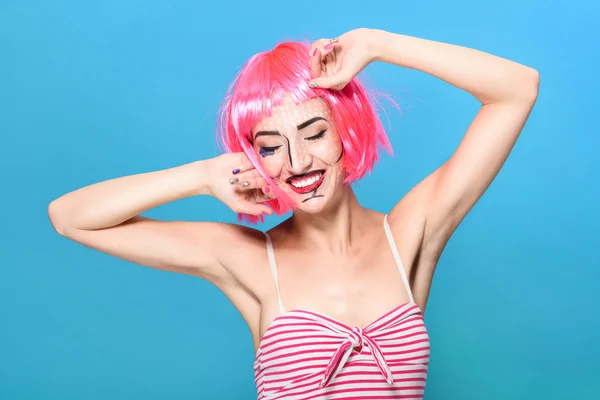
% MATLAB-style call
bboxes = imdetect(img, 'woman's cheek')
[312,137,343,164]
[259,155,284,179]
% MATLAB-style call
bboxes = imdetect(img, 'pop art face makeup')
[252,96,344,212]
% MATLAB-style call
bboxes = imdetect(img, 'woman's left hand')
[308,28,378,91]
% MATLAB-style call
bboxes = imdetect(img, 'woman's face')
[252,96,345,213]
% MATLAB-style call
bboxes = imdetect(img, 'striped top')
[254,215,430,399]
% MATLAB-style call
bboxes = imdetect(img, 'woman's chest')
[272,239,415,327]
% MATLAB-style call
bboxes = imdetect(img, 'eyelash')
[259,129,327,157]
[306,129,326,141]
[260,146,281,157]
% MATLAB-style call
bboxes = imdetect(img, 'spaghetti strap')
[383,214,415,304]
[264,232,285,314]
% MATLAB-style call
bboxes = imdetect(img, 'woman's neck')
[287,186,373,257]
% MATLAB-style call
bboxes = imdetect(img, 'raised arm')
[373,31,539,257]
[307,28,538,274]
[48,154,274,282]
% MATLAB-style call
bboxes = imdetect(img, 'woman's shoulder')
[263,217,293,242]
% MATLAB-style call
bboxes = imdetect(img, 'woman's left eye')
[306,129,326,141]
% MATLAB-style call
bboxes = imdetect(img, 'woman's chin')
[294,193,329,213]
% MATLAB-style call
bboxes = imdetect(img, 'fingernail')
[229,177,239,184]
[324,43,333,50]
[264,186,271,193]
[309,81,319,88]
[232,168,240,174]
[312,48,317,56]
[241,180,250,187]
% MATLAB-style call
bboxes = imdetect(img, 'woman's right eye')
[259,146,281,157]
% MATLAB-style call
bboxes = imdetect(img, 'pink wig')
[217,40,394,224]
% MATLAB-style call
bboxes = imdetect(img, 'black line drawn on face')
[283,136,293,168]
[334,148,344,164]
[302,191,324,203]
[254,117,328,167]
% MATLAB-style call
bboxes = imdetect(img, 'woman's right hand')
[206,152,275,216]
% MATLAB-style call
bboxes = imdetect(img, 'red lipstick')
[286,170,325,194]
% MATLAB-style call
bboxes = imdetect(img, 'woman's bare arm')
[374,31,539,258]
[47,158,264,282]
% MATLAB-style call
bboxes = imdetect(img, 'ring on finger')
[229,177,239,184]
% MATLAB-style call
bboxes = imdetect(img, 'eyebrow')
[297,116,326,130]
[254,117,326,139]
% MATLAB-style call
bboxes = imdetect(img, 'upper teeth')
[291,173,322,188]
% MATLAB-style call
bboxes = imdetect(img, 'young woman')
[48,28,539,399]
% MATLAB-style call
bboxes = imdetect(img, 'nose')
[285,139,311,176]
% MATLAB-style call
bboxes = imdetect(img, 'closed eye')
[259,145,282,157]
[306,129,326,141]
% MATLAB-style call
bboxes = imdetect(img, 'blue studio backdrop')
[1,1,598,399]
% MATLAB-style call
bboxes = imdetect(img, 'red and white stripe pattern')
[254,301,430,399]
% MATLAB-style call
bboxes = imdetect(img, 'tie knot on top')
[320,325,395,388]
[349,326,364,350]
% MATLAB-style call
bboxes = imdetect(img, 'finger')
[308,38,329,56]
[309,38,336,68]
[260,186,277,200]
[322,37,339,53]
[310,69,352,90]
[309,46,322,79]
[255,195,276,204]
[253,204,273,216]
[252,192,276,203]
[237,175,267,191]
[238,200,273,216]
[228,168,261,185]
[311,37,338,53]
[244,185,276,205]
[231,152,255,175]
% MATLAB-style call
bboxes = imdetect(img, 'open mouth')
[286,170,326,194]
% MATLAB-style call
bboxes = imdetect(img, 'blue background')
[1,0,598,399]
